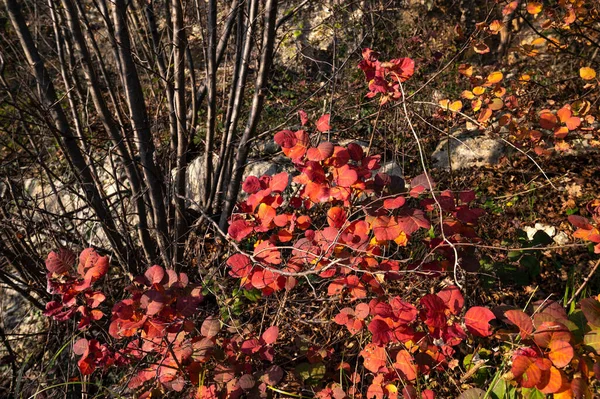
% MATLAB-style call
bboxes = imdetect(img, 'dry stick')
[4,0,129,266]
[218,0,278,230]
[112,0,171,265]
[567,257,600,306]
[172,0,188,268]
[397,80,463,289]
[61,0,155,265]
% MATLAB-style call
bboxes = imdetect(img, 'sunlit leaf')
[580,67,596,81]
[465,307,495,337]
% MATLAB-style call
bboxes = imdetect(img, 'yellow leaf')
[531,37,546,46]
[493,86,507,97]
[489,20,504,34]
[473,86,486,96]
[439,100,463,113]
[580,67,597,81]
[486,71,503,85]
[527,2,543,15]
[458,64,473,77]
[461,90,475,100]
[519,74,531,82]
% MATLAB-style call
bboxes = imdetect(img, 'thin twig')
[567,258,600,306]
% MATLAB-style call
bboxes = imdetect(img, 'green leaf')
[580,298,600,328]
[532,230,553,246]
[294,362,326,385]
[243,288,262,302]
[583,329,600,353]
[489,378,516,399]
[507,251,521,261]
[521,387,544,399]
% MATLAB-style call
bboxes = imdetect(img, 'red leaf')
[346,275,367,300]
[307,142,334,161]
[389,57,415,82]
[330,146,350,167]
[274,130,297,148]
[568,215,593,230]
[372,216,403,242]
[420,294,447,328]
[242,176,261,194]
[465,307,495,337]
[368,318,391,345]
[262,326,279,345]
[254,241,281,265]
[251,269,277,289]
[396,209,430,235]
[436,285,464,315]
[270,172,289,192]
[200,316,220,338]
[145,265,165,285]
[316,114,331,132]
[227,253,252,278]
[347,143,364,161]
[298,110,308,126]
[390,297,417,324]
[327,207,347,228]
[383,196,406,210]
[228,219,253,241]
[73,338,89,355]
[355,303,371,320]
[46,248,75,274]
[504,309,534,337]
[333,164,358,187]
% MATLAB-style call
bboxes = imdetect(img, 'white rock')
[432,131,505,169]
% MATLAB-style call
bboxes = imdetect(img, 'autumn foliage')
[38,3,600,394]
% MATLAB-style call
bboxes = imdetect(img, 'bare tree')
[0,0,284,285]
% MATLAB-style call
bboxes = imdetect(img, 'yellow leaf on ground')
[486,71,503,84]
[579,67,596,81]
[527,2,543,15]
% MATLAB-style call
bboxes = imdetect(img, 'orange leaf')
[333,164,358,187]
[478,108,492,123]
[503,1,519,16]
[458,64,473,77]
[394,350,417,381]
[360,343,387,373]
[505,309,534,337]
[548,339,574,368]
[537,366,565,394]
[527,2,543,15]
[486,71,503,85]
[579,67,596,81]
